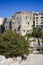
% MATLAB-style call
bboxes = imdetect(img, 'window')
[36,25,38,28]
[28,22,29,25]
[17,17,18,19]
[18,25,21,31]
[36,17,38,19]
[36,23,38,24]
[36,20,38,21]
[27,30,29,32]
[42,49,43,51]
[23,30,25,32]
[26,16,27,19]
[41,17,43,18]
[41,22,43,24]
[18,21,20,23]
[36,49,40,51]
[41,20,43,21]
[12,22,14,24]
[9,21,12,30]
[41,25,43,28]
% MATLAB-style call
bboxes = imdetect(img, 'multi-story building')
[3,11,43,35]
[12,12,33,35]
[33,12,43,30]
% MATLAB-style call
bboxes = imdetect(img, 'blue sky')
[0,0,43,18]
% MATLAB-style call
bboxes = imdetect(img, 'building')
[33,12,43,30]
[4,18,12,31]
[12,12,33,35]
[0,18,4,33]
[3,11,43,35]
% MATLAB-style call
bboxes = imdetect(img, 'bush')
[25,34,32,38]
[0,30,29,57]
[31,29,42,38]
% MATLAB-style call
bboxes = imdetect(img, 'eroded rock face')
[0,56,6,63]
[0,54,43,65]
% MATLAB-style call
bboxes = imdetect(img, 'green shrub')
[0,30,29,57]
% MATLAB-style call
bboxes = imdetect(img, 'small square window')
[28,22,29,25]
[36,25,38,28]
[36,20,38,21]
[18,21,20,23]
[26,16,27,19]
[12,22,14,24]
[23,30,25,32]
[41,17,43,18]
[36,23,38,24]
[27,30,29,32]
[17,17,18,19]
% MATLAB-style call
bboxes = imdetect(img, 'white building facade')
[34,12,43,29]
[3,11,43,36]
[12,12,33,35]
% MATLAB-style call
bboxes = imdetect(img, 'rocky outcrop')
[0,54,43,65]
